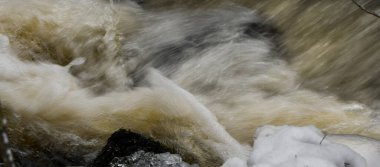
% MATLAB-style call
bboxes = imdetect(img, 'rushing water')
[0,0,379,166]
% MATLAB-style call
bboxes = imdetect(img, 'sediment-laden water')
[0,0,379,166]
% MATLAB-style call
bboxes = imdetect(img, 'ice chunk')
[248,125,367,167]
[222,125,371,167]
[327,134,380,167]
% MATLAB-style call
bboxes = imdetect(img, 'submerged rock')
[8,129,193,167]
[11,149,85,167]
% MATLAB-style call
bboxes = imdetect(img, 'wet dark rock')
[92,129,173,167]
[243,22,279,39]
[109,150,198,167]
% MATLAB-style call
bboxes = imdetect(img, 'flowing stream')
[0,0,379,166]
